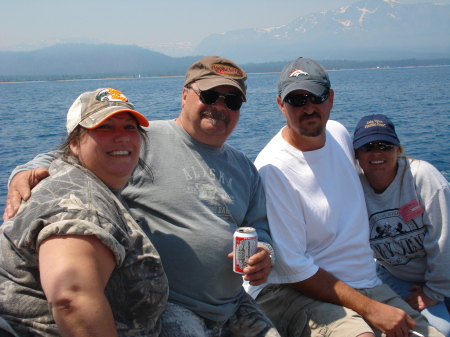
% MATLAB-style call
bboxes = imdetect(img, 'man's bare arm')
[291,268,416,337]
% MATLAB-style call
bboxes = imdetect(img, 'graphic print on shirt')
[368,208,426,265]
[182,164,234,220]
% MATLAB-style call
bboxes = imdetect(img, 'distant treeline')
[242,58,450,73]
[1,58,449,83]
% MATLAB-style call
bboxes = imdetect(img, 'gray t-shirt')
[125,120,272,321]
[0,158,168,336]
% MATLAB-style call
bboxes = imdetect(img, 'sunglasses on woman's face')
[283,90,330,107]
[358,141,395,152]
[189,87,243,111]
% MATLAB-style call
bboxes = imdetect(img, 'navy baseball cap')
[353,114,400,149]
[278,57,330,101]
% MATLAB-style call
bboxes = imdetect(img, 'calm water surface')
[1,66,449,211]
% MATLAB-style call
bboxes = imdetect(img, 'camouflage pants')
[159,293,281,337]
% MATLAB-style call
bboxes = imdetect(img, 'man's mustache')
[203,110,230,126]
[299,112,320,122]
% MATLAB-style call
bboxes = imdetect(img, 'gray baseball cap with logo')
[278,57,331,100]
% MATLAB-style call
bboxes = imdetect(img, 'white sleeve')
[259,164,319,284]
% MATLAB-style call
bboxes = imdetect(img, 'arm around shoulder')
[8,151,57,186]
[3,151,57,220]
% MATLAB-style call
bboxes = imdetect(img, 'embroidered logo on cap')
[289,69,309,78]
[210,64,244,78]
[365,119,387,129]
[96,88,129,102]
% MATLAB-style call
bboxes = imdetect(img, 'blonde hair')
[398,144,405,157]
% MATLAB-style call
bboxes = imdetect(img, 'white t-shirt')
[246,120,381,298]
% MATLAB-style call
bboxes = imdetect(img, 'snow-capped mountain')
[192,0,450,63]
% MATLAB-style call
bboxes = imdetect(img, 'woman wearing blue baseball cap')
[353,114,450,336]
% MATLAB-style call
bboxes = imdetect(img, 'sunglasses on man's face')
[189,87,243,111]
[284,90,330,107]
[358,141,395,152]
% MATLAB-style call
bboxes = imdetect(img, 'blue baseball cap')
[353,114,400,149]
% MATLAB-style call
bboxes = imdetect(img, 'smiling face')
[176,83,241,148]
[355,142,401,192]
[278,89,334,151]
[70,112,141,189]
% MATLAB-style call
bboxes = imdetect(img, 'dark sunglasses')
[358,141,395,152]
[189,87,243,111]
[284,90,330,107]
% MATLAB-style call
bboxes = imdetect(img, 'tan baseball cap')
[184,56,247,101]
[66,88,149,134]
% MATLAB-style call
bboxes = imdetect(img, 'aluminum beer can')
[233,227,258,274]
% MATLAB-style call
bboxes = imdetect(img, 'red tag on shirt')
[399,199,424,222]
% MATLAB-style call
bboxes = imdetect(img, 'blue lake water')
[1,66,450,212]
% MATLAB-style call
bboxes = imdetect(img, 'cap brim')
[80,108,149,129]
[353,134,400,149]
[280,82,328,100]
[196,77,246,101]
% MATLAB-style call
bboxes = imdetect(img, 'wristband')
[258,242,275,269]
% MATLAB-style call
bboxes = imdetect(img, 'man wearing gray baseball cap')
[245,57,444,337]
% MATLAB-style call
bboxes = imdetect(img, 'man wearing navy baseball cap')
[245,57,444,337]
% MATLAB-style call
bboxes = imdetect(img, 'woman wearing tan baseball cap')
[0,88,168,337]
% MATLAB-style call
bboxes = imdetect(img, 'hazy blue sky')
[2,0,449,48]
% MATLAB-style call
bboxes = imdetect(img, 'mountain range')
[192,0,450,63]
[0,0,449,79]
[0,44,200,78]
